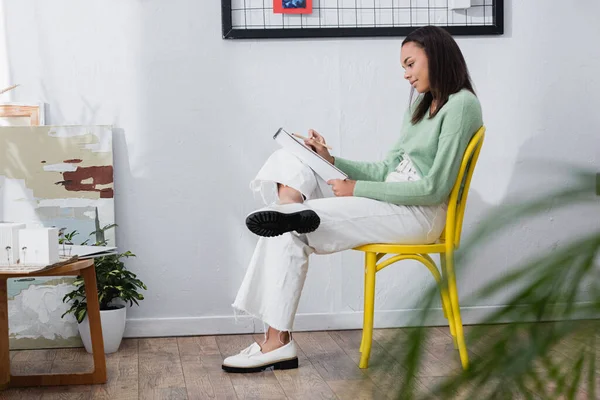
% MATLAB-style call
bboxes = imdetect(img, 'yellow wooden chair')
[354,126,485,370]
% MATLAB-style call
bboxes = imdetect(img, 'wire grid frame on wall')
[222,0,504,39]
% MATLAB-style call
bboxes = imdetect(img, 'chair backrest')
[440,126,485,249]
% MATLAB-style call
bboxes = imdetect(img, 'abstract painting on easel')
[0,125,114,349]
[274,0,313,14]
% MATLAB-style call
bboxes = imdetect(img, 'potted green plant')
[61,226,147,354]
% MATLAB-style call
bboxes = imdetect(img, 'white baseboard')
[123,314,255,338]
[123,303,600,338]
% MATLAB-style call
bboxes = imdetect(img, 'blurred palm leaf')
[380,169,599,399]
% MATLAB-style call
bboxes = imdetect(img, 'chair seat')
[354,240,447,254]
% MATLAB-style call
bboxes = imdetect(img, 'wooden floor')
[0,324,595,399]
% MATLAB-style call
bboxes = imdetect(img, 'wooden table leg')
[7,265,107,388]
[0,278,10,390]
[82,265,107,384]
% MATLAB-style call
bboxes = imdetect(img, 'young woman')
[222,25,483,373]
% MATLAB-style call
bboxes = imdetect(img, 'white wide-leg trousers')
[233,149,446,332]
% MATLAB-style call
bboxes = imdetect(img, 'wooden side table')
[0,259,107,389]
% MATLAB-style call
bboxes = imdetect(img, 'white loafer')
[245,203,320,237]
[221,340,299,373]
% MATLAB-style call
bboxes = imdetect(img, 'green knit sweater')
[334,89,483,206]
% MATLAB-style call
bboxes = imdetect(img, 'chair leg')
[445,251,469,369]
[441,293,448,318]
[440,255,457,348]
[359,265,367,354]
[359,252,377,369]
[439,282,455,342]
[0,279,10,390]
[81,265,107,384]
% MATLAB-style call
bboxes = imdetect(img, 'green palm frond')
[383,170,599,399]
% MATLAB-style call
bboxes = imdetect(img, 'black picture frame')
[222,1,504,39]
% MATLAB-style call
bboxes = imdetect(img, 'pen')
[292,133,333,150]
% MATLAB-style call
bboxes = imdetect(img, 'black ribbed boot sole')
[245,209,320,237]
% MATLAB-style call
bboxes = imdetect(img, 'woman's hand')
[327,179,356,197]
[304,129,334,164]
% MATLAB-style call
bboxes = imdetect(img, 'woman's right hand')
[304,129,334,164]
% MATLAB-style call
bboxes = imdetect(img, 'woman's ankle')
[259,328,291,353]
[277,184,303,204]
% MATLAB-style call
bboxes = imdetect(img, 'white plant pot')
[78,306,126,354]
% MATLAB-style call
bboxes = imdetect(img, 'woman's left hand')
[327,179,356,197]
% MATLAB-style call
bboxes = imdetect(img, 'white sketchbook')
[273,128,348,182]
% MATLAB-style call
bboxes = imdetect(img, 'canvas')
[0,103,46,126]
[0,125,114,349]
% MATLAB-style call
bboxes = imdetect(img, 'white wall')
[2,0,599,337]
